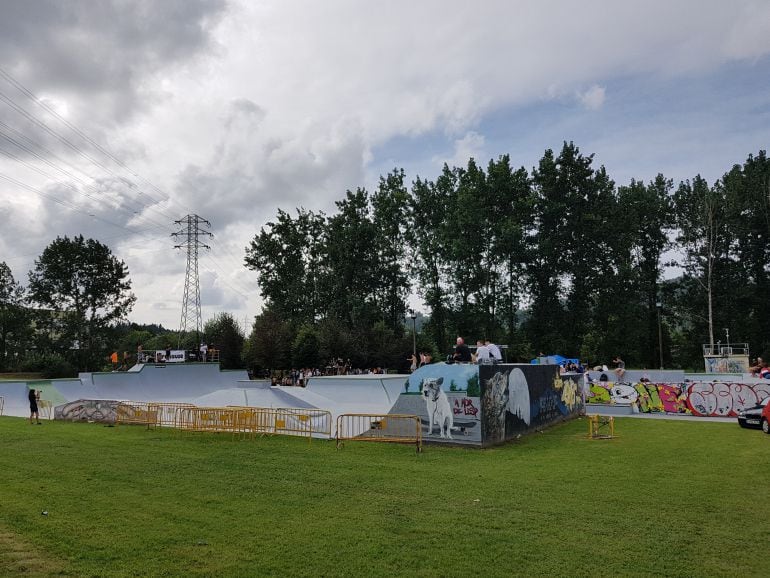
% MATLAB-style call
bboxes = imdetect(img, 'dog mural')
[422,377,453,439]
[481,370,511,443]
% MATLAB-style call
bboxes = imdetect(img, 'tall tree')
[204,312,245,369]
[371,169,411,333]
[27,235,135,370]
[244,208,326,327]
[486,157,532,351]
[0,262,30,370]
[408,171,454,352]
[322,188,379,326]
[674,176,730,348]
[242,307,292,374]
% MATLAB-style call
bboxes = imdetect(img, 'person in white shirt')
[485,339,502,362]
[475,340,491,363]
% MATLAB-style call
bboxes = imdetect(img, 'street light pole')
[410,312,417,359]
[656,301,663,370]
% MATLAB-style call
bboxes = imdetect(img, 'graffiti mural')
[480,365,583,446]
[55,399,121,423]
[586,380,770,417]
[394,363,583,446]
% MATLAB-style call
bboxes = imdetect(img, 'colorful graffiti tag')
[586,381,770,417]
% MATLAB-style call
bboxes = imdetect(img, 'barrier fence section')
[336,413,422,452]
[38,399,53,420]
[588,415,615,439]
[114,402,333,441]
[147,402,196,429]
[116,402,156,426]
[275,407,332,440]
[0,396,4,416]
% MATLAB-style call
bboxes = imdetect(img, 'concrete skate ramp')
[0,382,31,416]
[276,375,408,418]
[193,383,308,408]
[81,363,250,402]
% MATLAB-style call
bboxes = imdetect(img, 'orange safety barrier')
[336,414,422,453]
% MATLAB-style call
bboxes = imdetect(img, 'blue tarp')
[530,354,579,366]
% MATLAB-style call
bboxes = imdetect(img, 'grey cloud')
[0,0,228,121]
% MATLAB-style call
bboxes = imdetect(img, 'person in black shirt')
[453,337,472,363]
[28,388,41,424]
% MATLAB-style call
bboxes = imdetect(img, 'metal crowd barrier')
[147,402,196,429]
[336,414,422,452]
[588,415,615,439]
[116,402,157,426]
[38,399,53,420]
[114,402,333,442]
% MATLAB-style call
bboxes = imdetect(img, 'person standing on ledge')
[28,388,41,425]
[613,356,626,382]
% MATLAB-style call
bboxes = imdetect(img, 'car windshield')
[760,397,770,407]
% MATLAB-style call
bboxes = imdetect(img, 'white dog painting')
[422,377,453,439]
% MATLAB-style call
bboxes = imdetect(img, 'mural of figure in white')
[507,368,531,426]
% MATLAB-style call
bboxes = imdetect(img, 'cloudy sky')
[1,0,769,331]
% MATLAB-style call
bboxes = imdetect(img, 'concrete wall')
[394,363,583,447]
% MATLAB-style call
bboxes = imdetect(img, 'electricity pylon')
[172,214,212,349]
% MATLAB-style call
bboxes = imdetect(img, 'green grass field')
[0,416,768,577]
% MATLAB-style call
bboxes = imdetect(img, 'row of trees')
[0,235,246,375]
[245,143,770,371]
[3,143,768,375]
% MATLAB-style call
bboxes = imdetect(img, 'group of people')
[407,351,434,372]
[448,337,503,364]
[749,357,770,378]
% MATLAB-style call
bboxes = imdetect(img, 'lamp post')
[410,311,417,360]
[656,301,663,370]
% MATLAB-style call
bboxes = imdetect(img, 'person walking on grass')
[28,388,41,425]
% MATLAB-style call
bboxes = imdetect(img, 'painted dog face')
[422,377,444,401]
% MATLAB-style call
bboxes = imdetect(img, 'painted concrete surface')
[0,364,251,418]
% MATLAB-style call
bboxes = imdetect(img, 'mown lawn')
[0,416,768,577]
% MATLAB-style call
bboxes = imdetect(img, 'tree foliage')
[27,235,136,371]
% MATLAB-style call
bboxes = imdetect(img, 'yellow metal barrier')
[275,407,332,440]
[336,414,422,452]
[114,402,333,443]
[588,415,615,439]
[116,402,157,426]
[38,399,53,420]
[147,402,196,429]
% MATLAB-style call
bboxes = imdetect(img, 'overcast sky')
[1,0,769,331]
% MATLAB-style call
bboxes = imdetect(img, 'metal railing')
[702,343,749,356]
[336,413,422,453]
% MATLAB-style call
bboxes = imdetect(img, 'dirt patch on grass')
[0,526,67,576]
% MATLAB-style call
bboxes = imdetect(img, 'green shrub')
[19,352,77,378]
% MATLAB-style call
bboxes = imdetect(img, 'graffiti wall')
[394,363,582,447]
[479,364,583,446]
[54,399,120,423]
[586,381,770,417]
[393,363,482,445]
